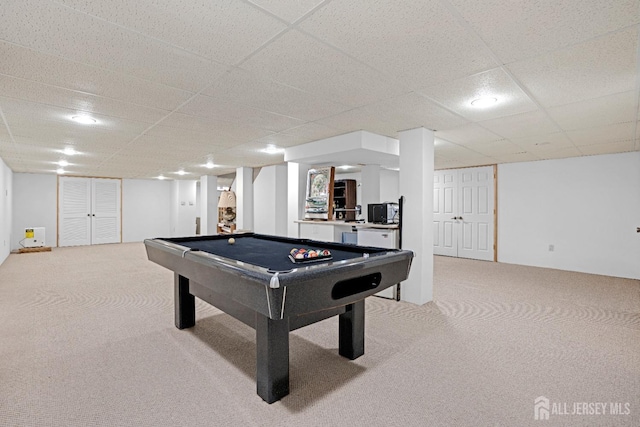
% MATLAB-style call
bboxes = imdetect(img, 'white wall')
[380,169,400,203]
[10,174,174,250]
[335,169,400,210]
[498,151,640,280]
[253,165,287,236]
[122,179,171,241]
[0,157,13,263]
[171,180,198,237]
[12,173,57,250]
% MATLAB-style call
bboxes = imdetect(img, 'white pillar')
[236,167,254,231]
[361,164,381,216]
[399,127,434,305]
[199,175,218,235]
[287,162,309,238]
[253,165,288,236]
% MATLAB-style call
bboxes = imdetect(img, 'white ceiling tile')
[479,110,560,139]
[491,151,540,163]
[57,0,288,65]
[278,123,346,145]
[566,122,636,146]
[177,94,305,132]
[0,1,638,178]
[201,68,351,121]
[547,91,638,131]
[461,140,529,157]
[241,30,406,107]
[0,41,195,110]
[578,140,636,156]
[419,68,538,121]
[1,0,229,92]
[298,0,498,87]
[314,108,404,139]
[509,132,582,159]
[0,75,170,124]
[436,124,503,145]
[248,0,325,23]
[1,98,152,135]
[435,140,496,162]
[510,131,575,149]
[364,92,469,132]
[507,28,639,107]
[534,146,583,160]
[449,0,640,63]
[0,120,11,142]
[152,114,272,143]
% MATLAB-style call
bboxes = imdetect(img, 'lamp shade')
[218,190,236,208]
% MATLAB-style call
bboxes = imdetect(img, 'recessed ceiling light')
[338,165,353,170]
[63,147,78,156]
[157,175,166,180]
[70,115,97,125]
[470,97,498,107]
[58,160,68,167]
[176,170,187,176]
[205,161,215,169]
[56,168,65,174]
[261,145,283,154]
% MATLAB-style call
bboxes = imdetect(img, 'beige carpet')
[0,243,638,426]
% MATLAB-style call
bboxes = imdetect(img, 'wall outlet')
[548,244,554,252]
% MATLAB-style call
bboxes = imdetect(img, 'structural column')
[361,164,381,214]
[287,162,309,238]
[398,127,434,305]
[199,175,218,235]
[236,167,254,231]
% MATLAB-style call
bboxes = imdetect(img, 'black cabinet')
[333,179,357,221]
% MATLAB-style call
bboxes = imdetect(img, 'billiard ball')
[228,238,235,245]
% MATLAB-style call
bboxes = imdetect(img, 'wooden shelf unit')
[333,179,357,221]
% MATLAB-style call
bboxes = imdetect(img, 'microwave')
[368,203,399,224]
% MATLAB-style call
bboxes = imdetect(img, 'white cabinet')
[297,220,353,243]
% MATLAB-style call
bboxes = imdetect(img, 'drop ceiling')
[0,0,638,182]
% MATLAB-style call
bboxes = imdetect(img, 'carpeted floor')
[0,242,638,426]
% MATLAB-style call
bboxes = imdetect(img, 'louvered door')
[59,177,121,247]
[59,177,92,246]
[91,178,121,244]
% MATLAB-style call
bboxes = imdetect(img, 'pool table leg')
[256,314,290,403]
[174,274,195,329]
[338,299,365,360]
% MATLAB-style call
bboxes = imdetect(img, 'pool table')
[144,233,413,403]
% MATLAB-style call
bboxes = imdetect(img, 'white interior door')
[59,177,92,247]
[59,177,121,247]
[91,178,121,244]
[457,167,494,261]
[433,166,495,261]
[433,170,458,257]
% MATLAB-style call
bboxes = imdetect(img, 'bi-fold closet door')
[58,177,121,247]
[433,166,495,261]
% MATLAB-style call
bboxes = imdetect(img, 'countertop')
[294,219,399,230]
